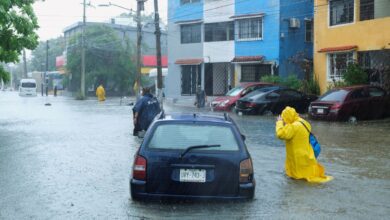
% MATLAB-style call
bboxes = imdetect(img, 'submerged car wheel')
[348,116,357,123]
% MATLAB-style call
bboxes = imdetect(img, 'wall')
[166,0,204,98]
[279,0,313,78]
[204,0,234,23]
[314,0,390,93]
[234,0,280,65]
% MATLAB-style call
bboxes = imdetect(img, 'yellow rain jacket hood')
[96,85,106,101]
[276,107,333,183]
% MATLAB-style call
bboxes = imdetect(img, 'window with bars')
[204,22,234,42]
[181,23,202,44]
[305,20,313,42]
[328,52,354,81]
[360,0,390,21]
[329,0,354,26]
[236,17,263,40]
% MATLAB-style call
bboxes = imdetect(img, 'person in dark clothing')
[133,87,161,136]
[194,85,207,108]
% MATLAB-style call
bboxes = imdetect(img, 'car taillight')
[133,155,147,180]
[239,158,253,183]
[245,102,256,108]
[330,103,342,112]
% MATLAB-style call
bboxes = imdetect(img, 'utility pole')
[135,0,146,100]
[45,40,49,96]
[22,50,28,78]
[153,0,163,109]
[80,0,86,99]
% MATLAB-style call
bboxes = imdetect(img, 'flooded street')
[1,92,389,219]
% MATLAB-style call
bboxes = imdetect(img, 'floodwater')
[0,92,389,219]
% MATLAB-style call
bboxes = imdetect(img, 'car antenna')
[159,110,165,119]
[193,113,197,118]
[224,112,228,121]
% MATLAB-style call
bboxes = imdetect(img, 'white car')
[19,79,37,96]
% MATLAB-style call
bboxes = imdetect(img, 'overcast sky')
[33,0,168,41]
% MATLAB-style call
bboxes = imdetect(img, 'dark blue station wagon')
[130,112,255,201]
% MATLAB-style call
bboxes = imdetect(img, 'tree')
[343,63,368,86]
[0,0,39,82]
[66,24,136,96]
[30,37,66,72]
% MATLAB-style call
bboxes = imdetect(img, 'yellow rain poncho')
[96,85,106,101]
[276,107,333,183]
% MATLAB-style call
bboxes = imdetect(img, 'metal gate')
[205,63,234,96]
[181,65,200,95]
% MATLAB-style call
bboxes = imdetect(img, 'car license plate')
[317,109,324,114]
[179,169,206,183]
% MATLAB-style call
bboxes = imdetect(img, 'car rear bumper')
[130,179,255,201]
[309,112,341,121]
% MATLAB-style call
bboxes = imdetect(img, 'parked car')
[309,85,390,121]
[130,112,255,201]
[211,82,273,111]
[235,86,317,115]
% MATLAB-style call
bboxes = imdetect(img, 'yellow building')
[314,0,390,93]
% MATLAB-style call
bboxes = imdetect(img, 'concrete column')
[201,63,205,90]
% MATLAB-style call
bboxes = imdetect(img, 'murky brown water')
[0,92,389,219]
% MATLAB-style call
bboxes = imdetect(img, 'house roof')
[143,55,168,67]
[231,56,264,63]
[318,45,358,53]
[175,58,203,65]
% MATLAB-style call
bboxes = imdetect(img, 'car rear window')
[21,82,36,88]
[319,89,349,102]
[147,124,240,151]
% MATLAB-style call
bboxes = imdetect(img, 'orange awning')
[175,59,203,65]
[318,45,358,53]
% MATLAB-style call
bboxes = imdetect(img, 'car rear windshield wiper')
[180,145,221,158]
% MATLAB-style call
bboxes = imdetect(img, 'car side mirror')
[241,134,246,141]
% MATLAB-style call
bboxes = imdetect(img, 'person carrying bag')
[275,106,333,183]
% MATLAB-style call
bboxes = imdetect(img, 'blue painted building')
[166,0,313,98]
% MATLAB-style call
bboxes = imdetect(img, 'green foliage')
[261,75,282,84]
[30,37,65,71]
[283,75,302,90]
[0,0,39,82]
[342,63,368,85]
[301,76,321,95]
[327,79,348,91]
[0,65,10,83]
[261,74,302,90]
[66,24,136,95]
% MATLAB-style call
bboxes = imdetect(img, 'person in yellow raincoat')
[96,84,106,101]
[276,106,333,183]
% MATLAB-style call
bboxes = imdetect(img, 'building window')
[204,22,234,42]
[180,0,200,5]
[236,17,263,40]
[181,23,201,44]
[360,0,390,21]
[329,0,354,26]
[241,64,271,82]
[305,20,313,42]
[328,52,354,81]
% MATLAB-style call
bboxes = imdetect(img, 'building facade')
[314,0,390,93]
[166,0,313,98]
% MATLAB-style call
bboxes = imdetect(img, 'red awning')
[175,58,203,65]
[143,55,168,67]
[231,56,264,63]
[318,45,358,53]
